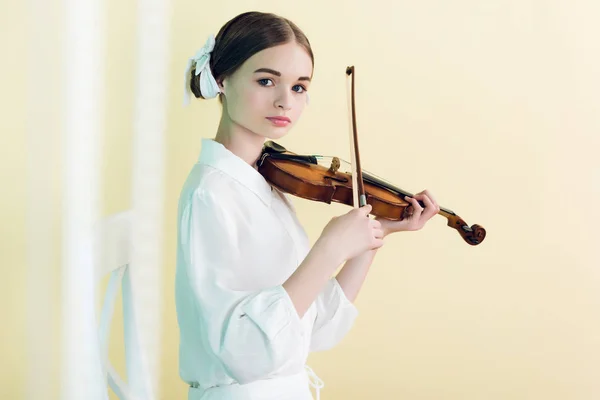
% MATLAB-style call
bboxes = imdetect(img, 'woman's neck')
[214,113,265,169]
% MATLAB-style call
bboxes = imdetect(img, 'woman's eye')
[258,79,306,93]
[293,85,307,93]
[258,78,273,86]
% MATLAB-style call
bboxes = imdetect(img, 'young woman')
[175,11,440,400]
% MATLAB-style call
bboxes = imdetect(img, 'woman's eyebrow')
[254,68,311,82]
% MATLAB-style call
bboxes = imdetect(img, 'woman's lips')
[266,116,291,127]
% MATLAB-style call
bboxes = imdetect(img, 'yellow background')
[2,0,599,399]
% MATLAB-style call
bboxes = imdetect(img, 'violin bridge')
[328,157,341,174]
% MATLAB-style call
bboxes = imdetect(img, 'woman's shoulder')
[179,163,247,217]
[181,163,231,197]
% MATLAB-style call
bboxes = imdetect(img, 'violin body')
[257,140,486,246]
[258,141,409,220]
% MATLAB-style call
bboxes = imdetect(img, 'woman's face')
[218,41,313,140]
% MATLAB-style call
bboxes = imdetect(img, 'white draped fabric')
[61,0,106,398]
[34,0,172,398]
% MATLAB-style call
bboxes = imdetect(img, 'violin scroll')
[446,214,487,246]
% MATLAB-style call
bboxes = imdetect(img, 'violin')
[257,66,486,246]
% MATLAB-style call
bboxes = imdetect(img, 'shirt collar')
[198,138,273,207]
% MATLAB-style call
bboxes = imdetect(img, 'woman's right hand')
[316,204,385,265]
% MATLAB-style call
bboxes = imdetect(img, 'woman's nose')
[274,90,292,111]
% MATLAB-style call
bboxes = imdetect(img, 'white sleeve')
[179,188,305,384]
[309,277,359,352]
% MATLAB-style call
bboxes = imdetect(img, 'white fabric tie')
[183,34,221,105]
[304,365,324,400]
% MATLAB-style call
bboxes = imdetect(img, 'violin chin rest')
[263,141,286,153]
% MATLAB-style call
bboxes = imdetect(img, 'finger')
[372,238,385,249]
[414,193,433,210]
[402,197,417,219]
[373,228,384,239]
[370,219,382,229]
[406,196,424,214]
[421,189,440,212]
[421,189,437,206]
[351,203,370,216]
[416,194,437,219]
[360,203,372,215]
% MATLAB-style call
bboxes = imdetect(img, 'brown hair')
[191,11,314,102]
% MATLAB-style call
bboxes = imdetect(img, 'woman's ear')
[217,78,226,95]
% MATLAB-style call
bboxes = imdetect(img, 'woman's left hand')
[375,189,440,236]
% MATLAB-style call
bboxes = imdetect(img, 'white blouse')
[175,138,359,400]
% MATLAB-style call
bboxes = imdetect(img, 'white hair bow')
[183,34,221,105]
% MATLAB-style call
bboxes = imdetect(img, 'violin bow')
[344,66,486,245]
[346,66,367,209]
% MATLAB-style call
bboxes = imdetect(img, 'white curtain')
[126,0,171,398]
[60,0,106,398]
[26,0,171,398]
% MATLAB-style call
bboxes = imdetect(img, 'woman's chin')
[261,126,292,140]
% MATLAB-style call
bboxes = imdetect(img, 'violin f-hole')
[323,175,349,184]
